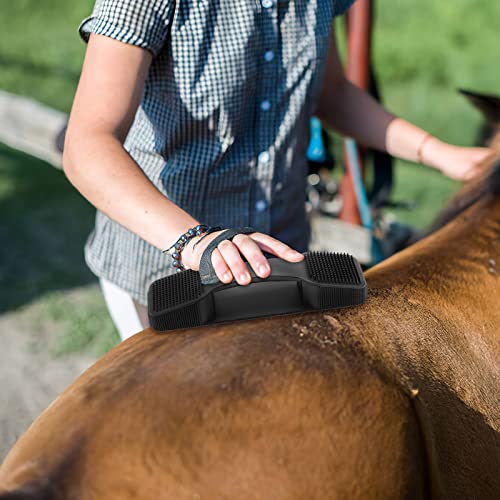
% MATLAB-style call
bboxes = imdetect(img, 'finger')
[217,240,252,285]
[231,234,271,278]
[210,248,233,283]
[247,233,304,262]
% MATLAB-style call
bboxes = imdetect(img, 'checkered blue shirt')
[79,0,356,305]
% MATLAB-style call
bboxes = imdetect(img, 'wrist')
[163,220,201,251]
[419,135,449,170]
[180,234,202,268]
[162,222,205,271]
[163,223,223,271]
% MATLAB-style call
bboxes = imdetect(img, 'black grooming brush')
[148,251,367,332]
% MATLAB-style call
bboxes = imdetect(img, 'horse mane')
[428,152,500,233]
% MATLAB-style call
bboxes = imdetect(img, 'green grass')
[0,145,94,310]
[369,0,499,226]
[0,0,498,354]
[0,0,93,112]
[330,0,500,227]
[0,143,120,353]
[38,288,120,358]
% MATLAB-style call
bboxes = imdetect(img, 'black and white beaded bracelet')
[162,224,223,272]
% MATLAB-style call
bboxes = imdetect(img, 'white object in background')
[0,89,66,168]
[99,277,144,341]
[309,213,372,265]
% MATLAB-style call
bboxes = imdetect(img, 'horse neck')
[366,194,500,324]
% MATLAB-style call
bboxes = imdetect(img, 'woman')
[63,0,490,340]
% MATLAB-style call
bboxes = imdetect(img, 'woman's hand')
[420,137,492,181]
[180,230,304,285]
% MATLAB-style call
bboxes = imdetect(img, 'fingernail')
[223,272,232,281]
[259,264,269,274]
[239,272,250,282]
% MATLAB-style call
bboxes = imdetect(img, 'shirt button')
[264,50,274,62]
[276,181,283,191]
[261,100,271,111]
[261,0,273,8]
[258,151,270,164]
[255,199,267,211]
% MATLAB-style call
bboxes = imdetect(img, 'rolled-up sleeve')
[78,0,175,57]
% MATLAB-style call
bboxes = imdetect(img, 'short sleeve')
[78,0,176,57]
[333,0,357,17]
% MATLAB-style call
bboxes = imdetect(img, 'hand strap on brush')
[199,227,257,284]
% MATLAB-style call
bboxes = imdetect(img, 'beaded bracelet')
[162,224,222,272]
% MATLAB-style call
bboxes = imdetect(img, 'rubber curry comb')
[147,251,367,332]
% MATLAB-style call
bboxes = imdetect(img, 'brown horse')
[1,138,499,498]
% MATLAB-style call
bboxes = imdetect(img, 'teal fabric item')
[307,116,327,163]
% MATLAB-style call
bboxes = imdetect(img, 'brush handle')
[204,255,309,288]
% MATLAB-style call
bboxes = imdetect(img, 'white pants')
[99,277,145,341]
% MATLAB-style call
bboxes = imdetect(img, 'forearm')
[315,77,394,152]
[313,27,491,182]
[63,133,199,250]
[315,77,449,167]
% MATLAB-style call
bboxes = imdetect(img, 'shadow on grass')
[0,144,96,313]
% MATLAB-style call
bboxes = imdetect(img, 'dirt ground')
[0,306,96,461]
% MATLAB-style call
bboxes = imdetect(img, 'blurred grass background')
[0,0,498,355]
